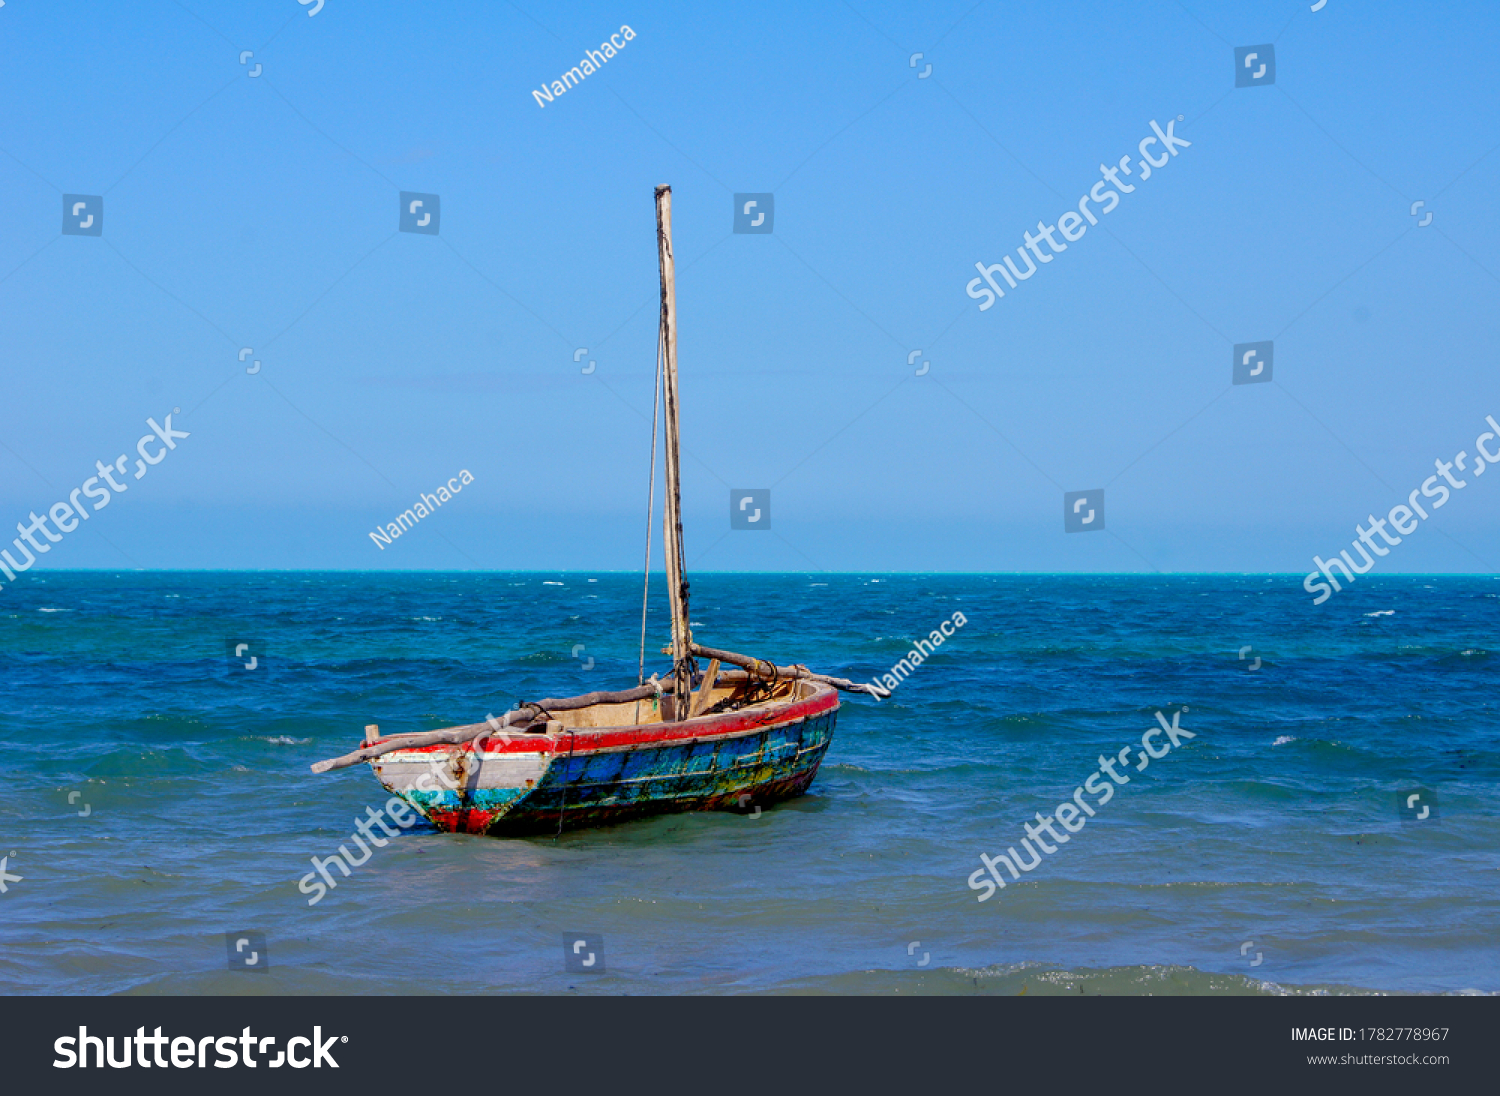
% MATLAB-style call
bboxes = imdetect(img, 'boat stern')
[371,736,555,835]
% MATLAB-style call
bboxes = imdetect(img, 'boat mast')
[655,185,694,713]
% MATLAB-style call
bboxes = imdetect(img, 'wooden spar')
[310,679,681,773]
[690,642,892,699]
[655,184,694,712]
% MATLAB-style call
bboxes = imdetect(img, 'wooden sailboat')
[311,186,885,835]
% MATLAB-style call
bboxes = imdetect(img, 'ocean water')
[0,571,1496,996]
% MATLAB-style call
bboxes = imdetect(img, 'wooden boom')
[690,643,891,699]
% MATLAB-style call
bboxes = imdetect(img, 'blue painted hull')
[493,706,838,834]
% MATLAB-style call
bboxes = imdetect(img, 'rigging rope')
[633,326,666,723]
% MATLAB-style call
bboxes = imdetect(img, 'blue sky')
[1,0,1497,574]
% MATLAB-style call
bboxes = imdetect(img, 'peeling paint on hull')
[369,683,841,836]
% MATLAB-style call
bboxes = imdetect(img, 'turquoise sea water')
[0,572,1496,995]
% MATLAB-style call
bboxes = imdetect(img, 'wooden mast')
[655,185,693,714]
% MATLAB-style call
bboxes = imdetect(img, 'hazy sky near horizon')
[1,0,1497,577]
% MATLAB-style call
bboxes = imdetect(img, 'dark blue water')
[1,572,1496,995]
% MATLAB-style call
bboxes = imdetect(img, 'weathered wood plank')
[688,658,722,718]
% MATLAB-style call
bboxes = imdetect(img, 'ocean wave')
[773,962,1392,997]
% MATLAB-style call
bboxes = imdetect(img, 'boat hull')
[369,681,840,835]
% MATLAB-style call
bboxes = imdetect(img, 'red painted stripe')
[377,682,840,758]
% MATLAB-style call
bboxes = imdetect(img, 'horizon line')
[7,569,1498,578]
